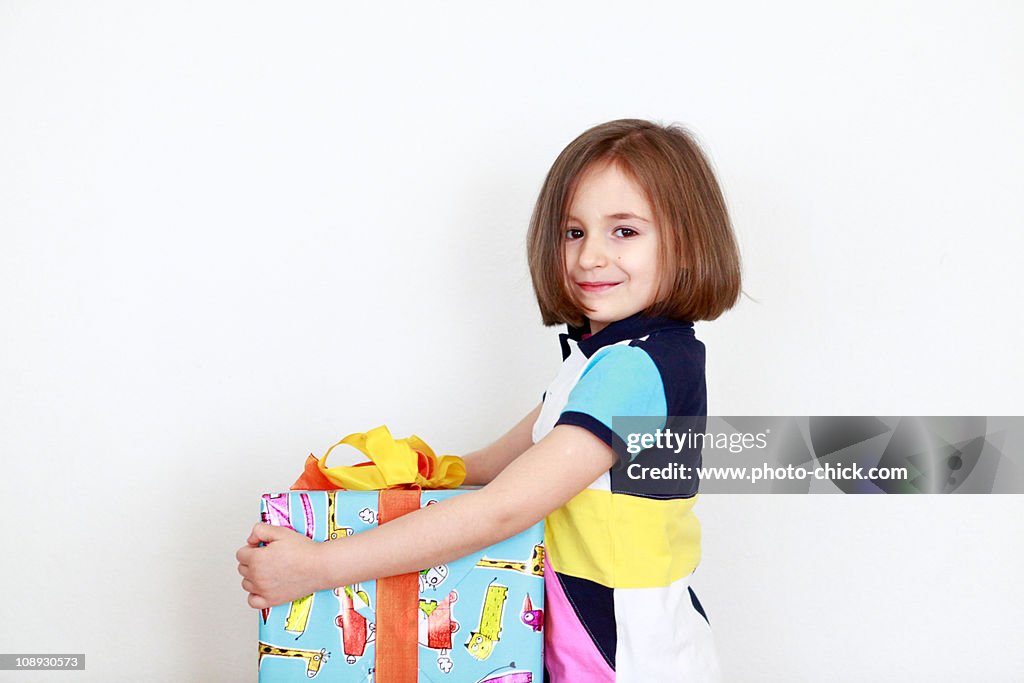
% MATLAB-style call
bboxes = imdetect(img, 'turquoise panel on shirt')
[561,345,668,443]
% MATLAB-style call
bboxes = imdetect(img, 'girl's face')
[563,161,662,335]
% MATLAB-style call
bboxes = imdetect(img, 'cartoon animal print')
[285,594,315,636]
[526,545,544,577]
[475,545,545,577]
[519,594,543,632]
[465,581,508,661]
[327,492,354,540]
[419,590,460,672]
[475,662,534,683]
[258,641,328,679]
[419,564,449,592]
[335,585,375,664]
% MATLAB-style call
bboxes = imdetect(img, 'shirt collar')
[558,312,694,360]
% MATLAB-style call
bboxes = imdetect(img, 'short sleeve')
[555,344,668,448]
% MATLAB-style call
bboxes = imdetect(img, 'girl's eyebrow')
[608,212,650,222]
[566,212,652,223]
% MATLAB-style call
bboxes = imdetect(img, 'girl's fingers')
[248,522,286,546]
[236,545,254,566]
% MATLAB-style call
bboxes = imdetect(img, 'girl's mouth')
[577,281,621,293]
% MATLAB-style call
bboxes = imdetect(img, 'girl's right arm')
[239,421,615,609]
[461,403,542,485]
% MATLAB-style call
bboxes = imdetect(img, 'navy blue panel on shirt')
[554,569,617,671]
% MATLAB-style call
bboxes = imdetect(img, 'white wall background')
[2,2,1022,680]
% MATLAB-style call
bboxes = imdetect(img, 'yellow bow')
[308,425,466,490]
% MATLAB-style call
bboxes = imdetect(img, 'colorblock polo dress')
[532,313,720,682]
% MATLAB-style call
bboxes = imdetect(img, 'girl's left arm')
[237,424,615,609]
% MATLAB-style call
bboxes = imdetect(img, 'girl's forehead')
[567,161,654,221]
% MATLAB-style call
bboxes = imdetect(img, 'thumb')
[248,523,288,546]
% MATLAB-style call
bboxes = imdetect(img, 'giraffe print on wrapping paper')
[475,544,545,577]
[257,641,328,678]
[327,492,354,540]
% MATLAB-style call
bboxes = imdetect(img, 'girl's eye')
[613,226,638,238]
[565,228,584,240]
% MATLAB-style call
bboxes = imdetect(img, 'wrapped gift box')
[257,488,544,682]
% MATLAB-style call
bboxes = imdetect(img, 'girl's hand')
[236,523,326,609]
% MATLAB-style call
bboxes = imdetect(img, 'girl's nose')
[578,235,607,269]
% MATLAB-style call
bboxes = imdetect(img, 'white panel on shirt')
[532,337,639,493]
[613,573,721,681]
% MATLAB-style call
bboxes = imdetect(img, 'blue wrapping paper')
[257,489,544,682]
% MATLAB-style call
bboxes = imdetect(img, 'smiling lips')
[576,281,621,293]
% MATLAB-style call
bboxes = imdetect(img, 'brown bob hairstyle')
[527,119,741,328]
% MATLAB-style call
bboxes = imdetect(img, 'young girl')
[237,119,741,681]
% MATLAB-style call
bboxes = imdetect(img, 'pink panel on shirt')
[543,556,615,683]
